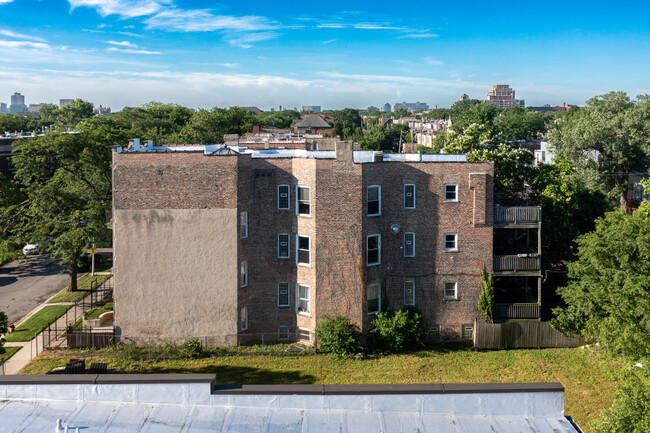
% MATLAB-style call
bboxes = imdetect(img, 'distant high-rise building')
[0,103,7,114]
[366,106,379,112]
[301,105,321,113]
[59,99,74,108]
[483,85,525,108]
[383,103,391,112]
[393,101,429,112]
[9,93,27,114]
[94,105,112,115]
[460,94,470,101]
[28,103,44,113]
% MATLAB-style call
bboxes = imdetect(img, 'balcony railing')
[494,206,541,224]
[494,255,540,272]
[493,303,540,321]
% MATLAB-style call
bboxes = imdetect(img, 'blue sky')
[1,0,649,111]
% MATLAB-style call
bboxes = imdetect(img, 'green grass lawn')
[94,260,113,272]
[47,274,111,303]
[4,305,72,342]
[0,345,21,362]
[68,302,114,333]
[21,345,621,431]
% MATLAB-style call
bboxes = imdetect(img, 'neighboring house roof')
[295,114,331,128]
[0,375,583,433]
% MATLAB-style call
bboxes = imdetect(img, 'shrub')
[477,266,495,323]
[315,314,362,358]
[0,311,7,349]
[370,307,428,353]
[181,337,203,358]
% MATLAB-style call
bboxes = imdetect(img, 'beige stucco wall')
[114,208,238,343]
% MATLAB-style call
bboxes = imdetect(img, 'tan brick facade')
[113,145,494,344]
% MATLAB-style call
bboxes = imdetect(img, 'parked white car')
[22,244,40,255]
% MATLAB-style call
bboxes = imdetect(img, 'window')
[404,280,415,306]
[297,284,310,314]
[444,281,457,299]
[367,283,380,314]
[298,327,311,344]
[297,186,310,216]
[429,325,441,342]
[278,234,290,259]
[240,261,248,288]
[444,233,457,251]
[367,185,381,216]
[278,326,290,341]
[241,307,248,331]
[278,282,290,307]
[462,324,474,340]
[297,235,310,266]
[367,234,381,266]
[278,185,290,210]
[444,184,458,201]
[240,212,248,239]
[404,184,415,209]
[404,232,415,257]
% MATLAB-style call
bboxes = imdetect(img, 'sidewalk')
[1,273,112,375]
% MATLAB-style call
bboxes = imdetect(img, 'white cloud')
[322,39,336,44]
[399,32,439,39]
[219,63,238,68]
[144,9,277,32]
[69,0,166,18]
[0,40,50,50]
[107,47,161,54]
[0,29,47,42]
[224,31,278,49]
[424,56,444,66]
[353,24,405,30]
[104,40,137,47]
[0,0,14,3]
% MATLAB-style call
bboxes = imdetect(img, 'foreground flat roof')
[0,375,581,432]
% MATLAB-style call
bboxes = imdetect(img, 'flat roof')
[0,375,580,432]
[117,143,468,163]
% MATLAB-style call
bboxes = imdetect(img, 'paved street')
[0,254,69,324]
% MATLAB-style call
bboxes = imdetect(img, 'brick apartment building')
[112,139,500,345]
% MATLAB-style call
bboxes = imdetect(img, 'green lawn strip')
[47,274,111,304]
[0,345,22,362]
[21,346,620,431]
[94,260,113,273]
[4,305,72,342]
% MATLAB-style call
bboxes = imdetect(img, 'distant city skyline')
[1,0,649,111]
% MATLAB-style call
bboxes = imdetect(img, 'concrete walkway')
[1,273,112,375]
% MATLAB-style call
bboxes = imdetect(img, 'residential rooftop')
[116,140,468,163]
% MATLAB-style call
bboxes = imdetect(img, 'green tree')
[477,266,494,322]
[0,113,39,134]
[495,106,547,140]
[59,99,94,127]
[255,110,300,129]
[11,129,113,291]
[370,308,428,352]
[547,92,650,207]
[331,108,362,140]
[591,366,650,433]
[551,202,650,359]
[359,124,392,151]
[179,107,255,144]
[37,103,61,126]
[0,310,7,350]
[110,102,193,144]
[449,100,498,131]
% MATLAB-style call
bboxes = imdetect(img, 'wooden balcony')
[494,206,541,226]
[494,255,540,274]
[493,303,540,321]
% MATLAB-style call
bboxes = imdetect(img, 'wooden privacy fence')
[474,321,584,349]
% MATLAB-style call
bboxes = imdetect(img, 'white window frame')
[240,261,248,288]
[367,234,381,266]
[278,325,290,341]
[444,281,457,300]
[278,282,290,307]
[404,184,416,209]
[278,185,290,210]
[297,284,310,315]
[404,280,415,306]
[404,232,415,257]
[444,183,458,202]
[296,185,311,216]
[444,233,458,251]
[367,185,381,217]
[367,283,381,315]
[241,307,248,331]
[278,233,290,259]
[240,211,248,239]
[296,234,311,266]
